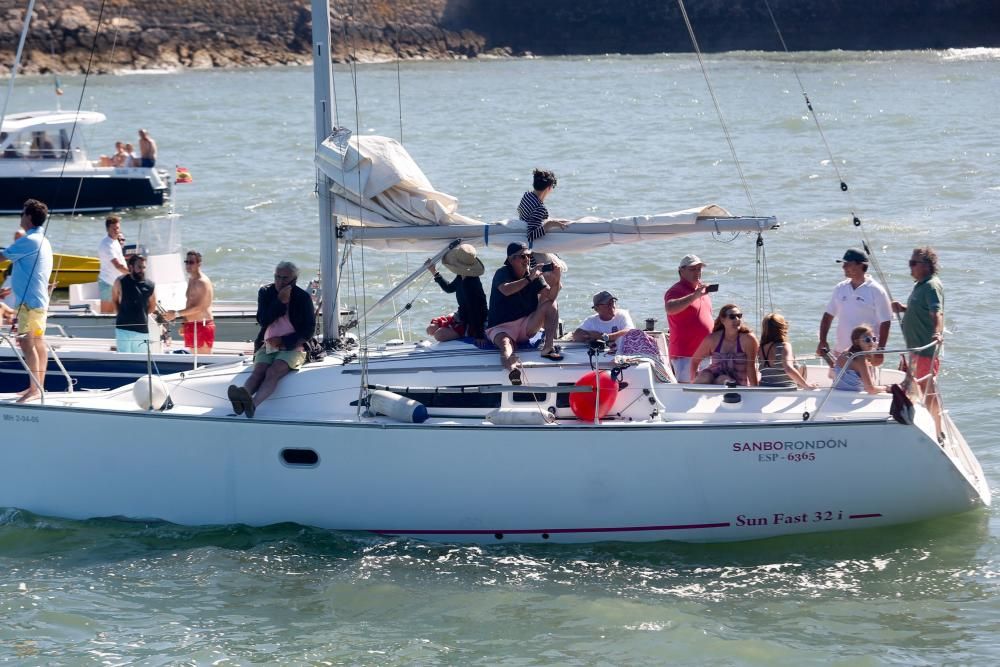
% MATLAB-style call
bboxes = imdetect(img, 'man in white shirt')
[572,290,634,343]
[817,248,892,365]
[97,215,128,313]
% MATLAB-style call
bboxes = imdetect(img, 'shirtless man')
[163,250,215,353]
[138,129,157,168]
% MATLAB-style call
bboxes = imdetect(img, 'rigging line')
[675,0,756,216]
[760,0,898,309]
[392,1,404,144]
[0,0,37,133]
[105,0,127,71]
[342,0,371,407]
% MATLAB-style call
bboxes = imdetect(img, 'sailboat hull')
[0,397,986,544]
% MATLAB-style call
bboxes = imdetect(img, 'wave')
[941,47,1000,62]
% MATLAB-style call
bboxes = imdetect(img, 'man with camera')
[664,254,715,382]
[486,242,563,385]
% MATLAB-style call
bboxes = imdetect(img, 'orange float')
[569,370,619,421]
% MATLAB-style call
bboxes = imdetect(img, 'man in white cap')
[817,248,891,364]
[664,254,713,382]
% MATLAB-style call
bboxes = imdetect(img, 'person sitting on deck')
[227,261,316,419]
[486,242,563,385]
[690,304,759,386]
[425,243,487,345]
[833,324,889,394]
[758,312,815,389]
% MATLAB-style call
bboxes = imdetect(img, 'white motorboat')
[0,0,988,544]
[0,110,170,215]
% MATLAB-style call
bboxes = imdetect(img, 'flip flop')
[540,350,564,361]
[227,385,245,415]
[508,368,523,386]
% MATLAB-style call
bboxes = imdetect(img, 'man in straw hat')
[425,243,488,343]
[486,242,563,385]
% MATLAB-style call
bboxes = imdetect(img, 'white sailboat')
[0,0,988,544]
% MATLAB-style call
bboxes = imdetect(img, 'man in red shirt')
[664,254,713,382]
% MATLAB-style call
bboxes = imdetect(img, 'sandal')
[508,368,523,386]
[540,349,564,361]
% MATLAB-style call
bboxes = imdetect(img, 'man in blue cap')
[485,242,563,384]
[817,248,891,364]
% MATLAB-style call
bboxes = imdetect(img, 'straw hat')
[442,243,485,277]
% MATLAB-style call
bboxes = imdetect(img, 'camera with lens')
[539,262,555,272]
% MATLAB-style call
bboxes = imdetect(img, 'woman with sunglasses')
[833,324,889,393]
[690,304,759,386]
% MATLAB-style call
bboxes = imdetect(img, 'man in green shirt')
[891,246,944,437]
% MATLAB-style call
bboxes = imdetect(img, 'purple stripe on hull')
[374,521,732,536]
[849,513,883,519]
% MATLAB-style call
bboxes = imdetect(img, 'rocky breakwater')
[0,0,489,75]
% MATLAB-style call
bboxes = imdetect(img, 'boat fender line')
[369,389,428,423]
[485,408,555,425]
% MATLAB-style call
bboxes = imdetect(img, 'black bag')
[889,383,914,425]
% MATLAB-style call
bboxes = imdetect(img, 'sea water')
[1,50,999,664]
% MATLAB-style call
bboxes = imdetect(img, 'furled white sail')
[315,129,777,253]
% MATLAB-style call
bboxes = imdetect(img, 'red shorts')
[429,314,467,337]
[183,320,216,349]
[912,354,940,382]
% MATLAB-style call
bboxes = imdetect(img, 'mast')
[311,0,339,343]
[0,0,37,133]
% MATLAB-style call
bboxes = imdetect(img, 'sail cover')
[315,129,777,253]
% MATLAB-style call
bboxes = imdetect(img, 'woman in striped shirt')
[518,168,570,243]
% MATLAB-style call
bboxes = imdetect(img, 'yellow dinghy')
[0,253,100,289]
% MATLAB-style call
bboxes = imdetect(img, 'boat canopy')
[316,129,777,253]
[0,110,106,133]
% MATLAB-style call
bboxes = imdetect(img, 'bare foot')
[15,391,40,404]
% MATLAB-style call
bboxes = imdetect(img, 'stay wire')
[676,0,756,217]
[21,0,110,309]
[392,2,404,144]
[761,0,898,309]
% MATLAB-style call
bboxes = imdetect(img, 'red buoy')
[569,370,619,421]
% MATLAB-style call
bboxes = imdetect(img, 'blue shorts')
[99,279,114,302]
[115,328,152,353]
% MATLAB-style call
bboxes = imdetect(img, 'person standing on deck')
[817,248,891,365]
[163,250,215,354]
[98,215,128,313]
[138,129,157,168]
[664,254,713,382]
[1,199,53,403]
[112,254,157,354]
[892,246,945,439]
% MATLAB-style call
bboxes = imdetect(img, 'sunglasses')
[274,274,293,282]
[184,259,197,265]
[861,335,875,343]
[511,253,529,259]
[726,312,743,320]
[908,259,926,267]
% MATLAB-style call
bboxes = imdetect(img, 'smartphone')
[705,283,719,293]
[539,262,555,272]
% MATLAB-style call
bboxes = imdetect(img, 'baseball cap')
[678,254,706,269]
[592,290,617,308]
[837,248,868,263]
[506,242,531,258]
